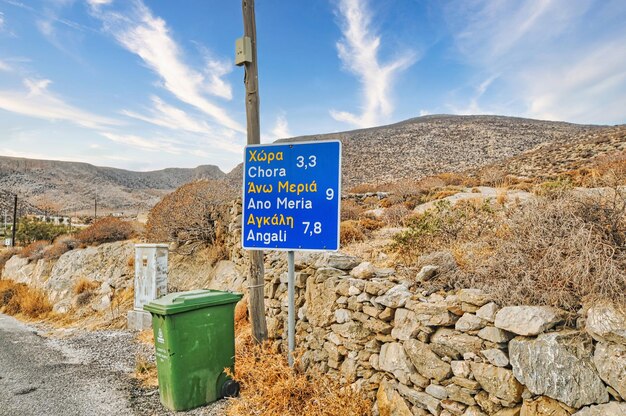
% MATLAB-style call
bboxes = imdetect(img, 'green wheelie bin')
[143,289,243,411]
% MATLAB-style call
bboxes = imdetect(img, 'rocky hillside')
[2,115,615,212]
[228,115,606,189]
[0,157,225,214]
[482,125,626,180]
[0,189,43,219]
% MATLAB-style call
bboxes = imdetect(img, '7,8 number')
[296,155,316,170]
[302,221,322,236]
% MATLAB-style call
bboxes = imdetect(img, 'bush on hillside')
[19,240,49,262]
[0,279,53,318]
[146,180,235,254]
[15,217,71,246]
[393,187,626,312]
[76,217,137,246]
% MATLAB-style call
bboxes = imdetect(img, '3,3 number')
[302,221,322,236]
[296,155,316,169]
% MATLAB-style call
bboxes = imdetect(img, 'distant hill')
[0,157,225,214]
[228,114,606,189]
[2,114,617,213]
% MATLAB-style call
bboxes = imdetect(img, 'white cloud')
[122,95,214,135]
[271,112,291,139]
[0,60,10,71]
[445,0,626,124]
[331,0,416,128]
[0,11,5,29]
[0,78,121,128]
[100,132,183,154]
[89,1,244,133]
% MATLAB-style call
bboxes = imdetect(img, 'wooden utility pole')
[242,0,267,343]
[11,194,17,247]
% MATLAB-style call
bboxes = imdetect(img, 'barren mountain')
[0,158,225,214]
[229,115,607,189]
[481,125,626,180]
[1,115,617,213]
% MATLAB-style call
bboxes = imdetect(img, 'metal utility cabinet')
[127,243,168,330]
[144,290,243,411]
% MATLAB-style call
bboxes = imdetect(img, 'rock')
[509,331,609,408]
[470,362,523,403]
[476,303,499,323]
[474,391,502,414]
[377,379,413,416]
[445,385,476,406]
[441,400,467,415]
[396,384,442,415]
[415,265,439,282]
[376,285,412,309]
[335,309,351,324]
[493,408,521,416]
[573,402,626,415]
[206,260,246,292]
[481,349,509,367]
[331,321,372,340]
[586,303,626,344]
[430,328,484,359]
[494,306,563,336]
[458,289,492,307]
[451,361,471,378]
[391,308,421,341]
[520,396,574,416]
[305,277,339,327]
[379,343,417,385]
[351,261,376,279]
[315,267,346,282]
[455,313,487,332]
[315,252,361,270]
[463,406,487,416]
[406,301,459,327]
[426,384,448,400]
[593,342,626,399]
[380,307,395,322]
[477,327,514,343]
[418,251,458,274]
[340,358,358,383]
[449,377,480,390]
[404,339,452,381]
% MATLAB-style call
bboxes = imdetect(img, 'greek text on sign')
[242,140,341,251]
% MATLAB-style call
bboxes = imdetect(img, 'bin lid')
[144,289,243,315]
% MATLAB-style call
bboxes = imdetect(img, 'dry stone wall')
[260,251,626,416]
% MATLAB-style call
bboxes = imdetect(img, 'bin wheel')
[221,379,240,398]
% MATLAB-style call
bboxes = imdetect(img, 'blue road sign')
[242,140,341,251]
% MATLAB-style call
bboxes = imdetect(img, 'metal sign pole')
[287,250,295,367]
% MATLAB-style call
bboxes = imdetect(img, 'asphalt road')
[0,314,228,416]
[0,314,133,416]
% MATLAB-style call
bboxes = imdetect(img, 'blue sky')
[0,0,625,172]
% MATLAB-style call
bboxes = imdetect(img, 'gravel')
[0,314,229,416]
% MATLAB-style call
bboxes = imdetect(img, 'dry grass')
[135,355,159,388]
[341,199,365,221]
[19,240,49,262]
[0,279,53,318]
[394,188,626,312]
[340,220,366,245]
[225,322,371,416]
[77,217,137,246]
[73,277,100,295]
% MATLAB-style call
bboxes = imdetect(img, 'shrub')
[146,180,235,254]
[76,217,136,246]
[43,235,78,260]
[341,199,364,221]
[340,220,365,244]
[383,203,411,226]
[226,322,372,416]
[404,188,626,312]
[19,240,49,262]
[0,279,53,318]
[73,277,100,295]
[16,217,71,246]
